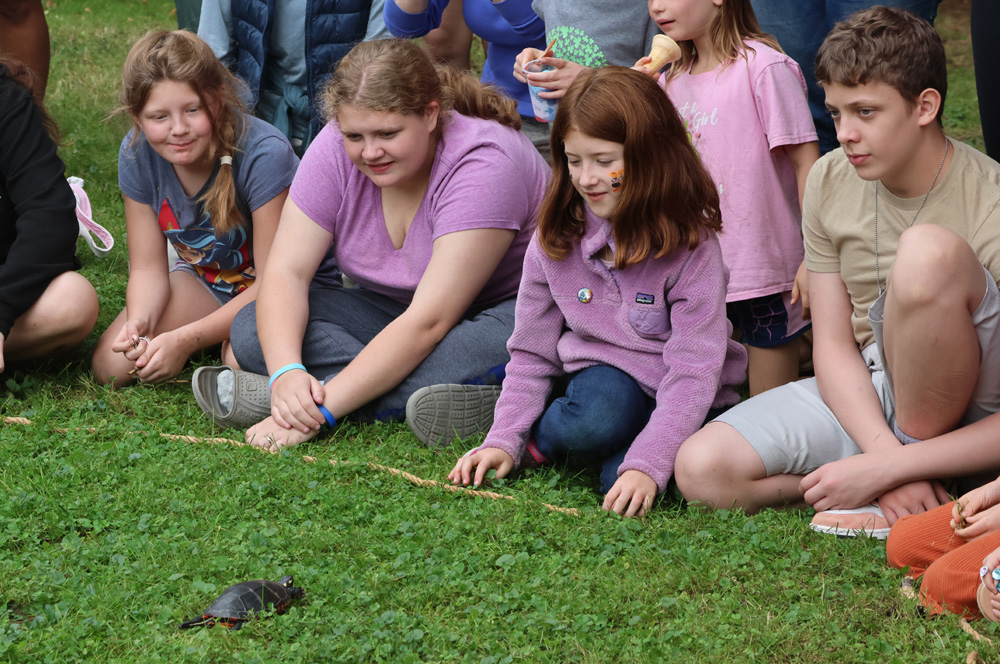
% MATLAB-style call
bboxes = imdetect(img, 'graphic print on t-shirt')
[674,100,718,149]
[674,101,724,194]
[157,198,253,296]
[548,26,607,68]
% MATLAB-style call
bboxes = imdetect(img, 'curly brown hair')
[815,6,947,125]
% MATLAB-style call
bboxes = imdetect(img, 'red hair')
[538,67,722,268]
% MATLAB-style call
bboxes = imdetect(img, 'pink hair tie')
[68,176,114,258]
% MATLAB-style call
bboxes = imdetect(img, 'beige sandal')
[977,582,999,622]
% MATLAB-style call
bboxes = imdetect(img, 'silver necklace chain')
[873,139,949,294]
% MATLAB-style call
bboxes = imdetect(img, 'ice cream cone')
[645,34,682,72]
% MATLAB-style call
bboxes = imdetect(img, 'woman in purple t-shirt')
[192,39,548,450]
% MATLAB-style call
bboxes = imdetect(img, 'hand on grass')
[270,369,326,434]
[0,331,5,373]
[247,415,320,452]
[132,329,193,383]
[602,470,657,517]
[790,259,811,320]
[448,447,514,487]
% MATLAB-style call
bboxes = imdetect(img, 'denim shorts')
[726,290,810,348]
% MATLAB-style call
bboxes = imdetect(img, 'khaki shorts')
[715,265,1000,476]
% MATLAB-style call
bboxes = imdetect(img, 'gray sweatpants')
[230,283,515,422]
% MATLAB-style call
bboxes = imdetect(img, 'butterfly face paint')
[564,129,625,219]
[610,169,624,191]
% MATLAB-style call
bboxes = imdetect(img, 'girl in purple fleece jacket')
[447,67,747,516]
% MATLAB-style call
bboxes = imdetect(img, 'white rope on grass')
[3,416,579,515]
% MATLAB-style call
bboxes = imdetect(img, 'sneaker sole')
[405,384,502,449]
[808,522,890,540]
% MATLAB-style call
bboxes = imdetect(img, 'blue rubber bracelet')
[268,363,306,391]
[317,404,337,429]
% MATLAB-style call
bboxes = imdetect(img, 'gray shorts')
[170,260,237,307]
[715,264,1000,476]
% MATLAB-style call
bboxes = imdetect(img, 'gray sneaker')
[405,384,502,448]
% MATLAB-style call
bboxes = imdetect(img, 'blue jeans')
[533,366,655,494]
[750,0,942,154]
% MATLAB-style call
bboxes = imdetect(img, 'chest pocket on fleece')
[628,304,670,338]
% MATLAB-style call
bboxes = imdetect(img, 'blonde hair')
[119,31,248,234]
[320,39,520,132]
[665,0,781,84]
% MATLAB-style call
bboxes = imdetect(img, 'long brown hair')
[665,0,781,83]
[538,67,722,268]
[118,31,248,234]
[320,38,521,132]
[0,56,60,143]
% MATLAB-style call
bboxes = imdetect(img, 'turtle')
[179,575,303,631]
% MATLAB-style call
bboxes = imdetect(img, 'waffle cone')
[646,34,681,71]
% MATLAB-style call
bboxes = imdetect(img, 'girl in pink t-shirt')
[637,0,819,396]
[446,67,746,517]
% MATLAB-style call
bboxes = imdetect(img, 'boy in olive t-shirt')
[674,6,1000,539]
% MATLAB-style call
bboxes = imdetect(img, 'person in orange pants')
[887,477,1000,619]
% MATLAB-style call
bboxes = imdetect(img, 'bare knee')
[91,345,123,387]
[7,272,98,354]
[56,273,99,344]
[91,325,133,388]
[892,225,982,310]
[675,423,747,507]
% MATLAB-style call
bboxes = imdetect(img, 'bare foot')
[246,416,320,452]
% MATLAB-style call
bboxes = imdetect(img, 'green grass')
[1,0,996,661]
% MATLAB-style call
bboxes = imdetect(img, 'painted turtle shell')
[179,575,303,631]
